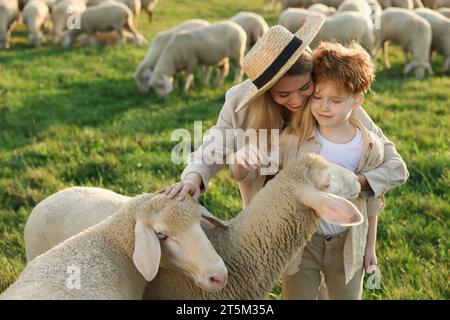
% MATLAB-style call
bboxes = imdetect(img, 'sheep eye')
[157,232,168,241]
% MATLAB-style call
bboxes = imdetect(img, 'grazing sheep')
[23,153,363,299]
[278,7,325,33]
[231,11,269,53]
[337,0,372,17]
[23,0,50,47]
[0,0,19,49]
[62,0,146,48]
[52,0,87,44]
[308,3,336,15]
[415,7,450,70]
[310,11,376,57]
[376,8,433,77]
[149,21,247,96]
[141,0,157,22]
[437,7,450,18]
[1,192,228,299]
[134,19,209,93]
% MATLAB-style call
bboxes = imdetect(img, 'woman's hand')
[364,244,377,274]
[159,172,202,201]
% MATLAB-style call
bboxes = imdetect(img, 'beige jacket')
[181,80,409,207]
[278,117,387,283]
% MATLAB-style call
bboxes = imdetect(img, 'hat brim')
[235,16,325,112]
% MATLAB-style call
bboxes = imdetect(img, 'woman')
[161,18,408,221]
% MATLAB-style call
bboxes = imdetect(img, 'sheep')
[52,0,87,44]
[278,7,325,33]
[133,19,210,93]
[62,0,146,48]
[0,0,19,49]
[22,153,363,299]
[337,0,372,17]
[148,21,247,97]
[141,0,157,22]
[310,11,376,57]
[437,7,450,18]
[22,0,50,47]
[376,8,433,78]
[415,8,450,71]
[1,191,228,299]
[308,3,336,15]
[231,12,269,53]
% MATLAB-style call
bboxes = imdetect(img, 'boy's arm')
[364,215,378,273]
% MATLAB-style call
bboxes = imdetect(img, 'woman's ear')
[133,221,161,282]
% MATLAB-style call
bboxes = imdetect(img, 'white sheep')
[278,7,325,33]
[231,11,269,53]
[310,11,376,56]
[437,7,450,19]
[415,8,450,71]
[62,0,146,48]
[141,0,157,22]
[1,191,228,299]
[308,3,336,16]
[148,21,247,96]
[376,8,433,77]
[133,19,210,93]
[22,153,363,299]
[0,0,19,49]
[52,0,87,44]
[337,0,372,17]
[23,0,49,47]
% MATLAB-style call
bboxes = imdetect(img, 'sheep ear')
[133,221,161,282]
[200,207,228,228]
[304,189,363,226]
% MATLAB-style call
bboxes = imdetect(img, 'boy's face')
[309,81,363,128]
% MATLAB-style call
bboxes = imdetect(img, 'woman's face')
[269,73,314,113]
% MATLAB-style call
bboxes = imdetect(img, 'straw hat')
[235,16,325,112]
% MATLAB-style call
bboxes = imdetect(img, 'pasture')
[0,0,448,299]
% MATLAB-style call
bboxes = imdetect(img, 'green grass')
[0,0,448,299]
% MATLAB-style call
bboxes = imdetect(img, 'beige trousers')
[282,231,364,300]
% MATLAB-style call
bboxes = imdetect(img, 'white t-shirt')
[316,128,363,236]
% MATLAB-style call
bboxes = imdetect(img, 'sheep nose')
[209,273,228,290]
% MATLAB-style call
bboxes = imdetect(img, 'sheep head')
[280,152,364,226]
[132,193,228,292]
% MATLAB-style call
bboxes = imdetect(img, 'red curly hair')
[312,41,375,95]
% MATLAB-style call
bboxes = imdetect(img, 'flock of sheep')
[1,153,363,299]
[0,0,157,48]
[134,0,450,96]
[276,0,450,78]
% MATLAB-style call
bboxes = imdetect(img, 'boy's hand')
[364,245,377,274]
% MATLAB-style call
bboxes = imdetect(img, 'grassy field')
[0,0,448,299]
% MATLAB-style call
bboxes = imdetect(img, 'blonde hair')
[245,50,313,147]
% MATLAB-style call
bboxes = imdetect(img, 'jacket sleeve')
[180,86,239,191]
[354,107,409,198]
